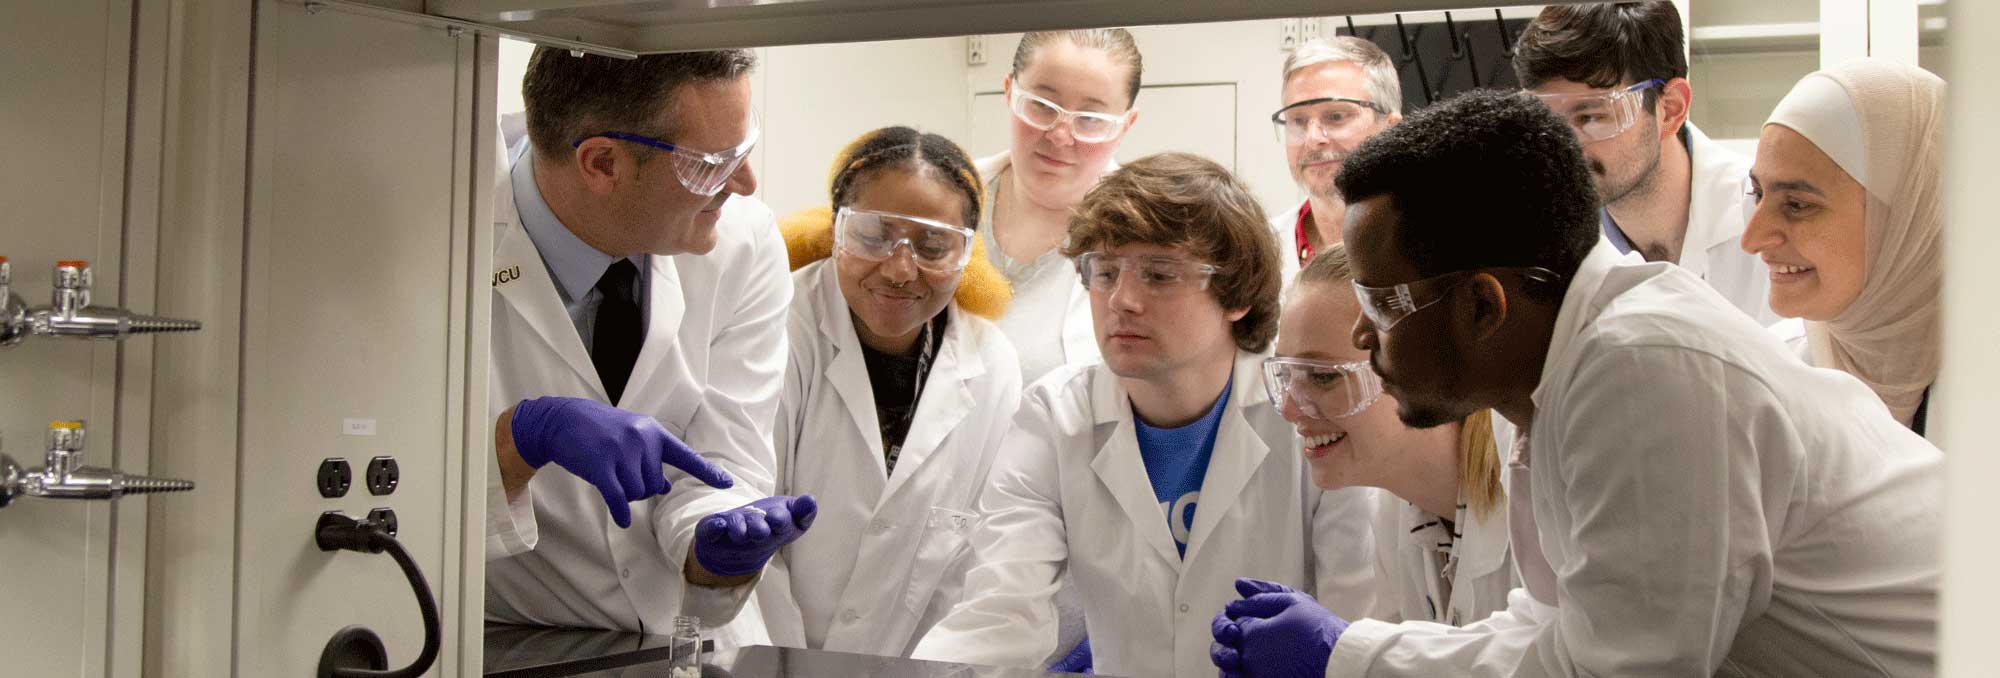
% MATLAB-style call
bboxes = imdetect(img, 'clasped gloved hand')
[693,495,819,577]
[510,396,736,529]
[1210,578,1349,678]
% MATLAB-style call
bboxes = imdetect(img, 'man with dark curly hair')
[1210,89,1940,678]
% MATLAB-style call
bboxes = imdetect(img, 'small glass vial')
[669,615,702,678]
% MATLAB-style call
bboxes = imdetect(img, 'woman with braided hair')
[757,126,1023,657]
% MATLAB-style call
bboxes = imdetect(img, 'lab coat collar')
[494,172,607,401]
[1181,352,1277,566]
[884,305,978,499]
[811,262,889,472]
[1396,491,1511,581]
[1531,240,1637,419]
[1086,351,1274,567]
[807,261,982,497]
[511,142,636,306]
[1679,123,1753,278]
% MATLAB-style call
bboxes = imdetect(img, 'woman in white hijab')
[1741,57,1945,433]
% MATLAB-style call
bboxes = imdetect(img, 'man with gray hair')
[1268,36,1403,281]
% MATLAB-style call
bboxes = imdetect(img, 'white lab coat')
[911,352,1380,678]
[1365,487,1514,628]
[1677,123,1781,326]
[1326,241,1942,677]
[1267,201,1305,292]
[483,141,791,647]
[756,260,1024,656]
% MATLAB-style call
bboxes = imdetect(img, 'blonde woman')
[1267,244,1514,627]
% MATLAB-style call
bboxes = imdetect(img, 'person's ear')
[1462,272,1509,343]
[1658,77,1693,141]
[1224,305,1250,323]
[571,138,625,197]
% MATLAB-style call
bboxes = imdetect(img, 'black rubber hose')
[332,530,441,678]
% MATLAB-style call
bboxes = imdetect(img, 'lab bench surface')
[484,625,1097,678]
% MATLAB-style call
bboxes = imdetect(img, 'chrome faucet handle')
[46,421,85,477]
[0,422,195,509]
[23,260,201,342]
[51,260,91,316]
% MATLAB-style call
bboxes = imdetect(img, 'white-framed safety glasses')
[1074,252,1220,296]
[833,207,977,274]
[1007,83,1131,144]
[1531,79,1665,143]
[1352,267,1563,333]
[571,126,761,197]
[1262,357,1383,420]
[1269,96,1390,145]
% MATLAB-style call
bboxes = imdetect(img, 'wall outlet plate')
[364,456,398,496]
[317,458,352,498]
[967,35,987,66]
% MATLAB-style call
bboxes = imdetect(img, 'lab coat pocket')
[903,506,981,616]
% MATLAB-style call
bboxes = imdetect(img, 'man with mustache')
[1268,36,1403,281]
[1515,1,1779,324]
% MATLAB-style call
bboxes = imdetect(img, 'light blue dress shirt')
[510,140,649,349]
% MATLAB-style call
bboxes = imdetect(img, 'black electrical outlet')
[367,508,399,538]
[365,456,399,496]
[318,458,352,498]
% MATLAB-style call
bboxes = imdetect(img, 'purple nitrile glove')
[1048,637,1092,674]
[1210,578,1348,678]
[693,495,819,577]
[510,396,735,529]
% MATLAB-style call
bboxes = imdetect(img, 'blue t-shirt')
[1132,379,1232,558]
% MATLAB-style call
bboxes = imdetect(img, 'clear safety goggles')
[833,207,977,273]
[1270,96,1389,145]
[1008,85,1131,144]
[1531,79,1664,143]
[1074,252,1220,296]
[1262,357,1383,420]
[1352,267,1563,333]
[571,127,761,197]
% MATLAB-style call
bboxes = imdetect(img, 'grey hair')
[1281,36,1402,114]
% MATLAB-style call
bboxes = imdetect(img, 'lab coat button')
[841,609,861,623]
[1179,603,1190,613]
[871,519,889,533]
[620,568,631,579]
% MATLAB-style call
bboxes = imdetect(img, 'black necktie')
[592,259,642,404]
